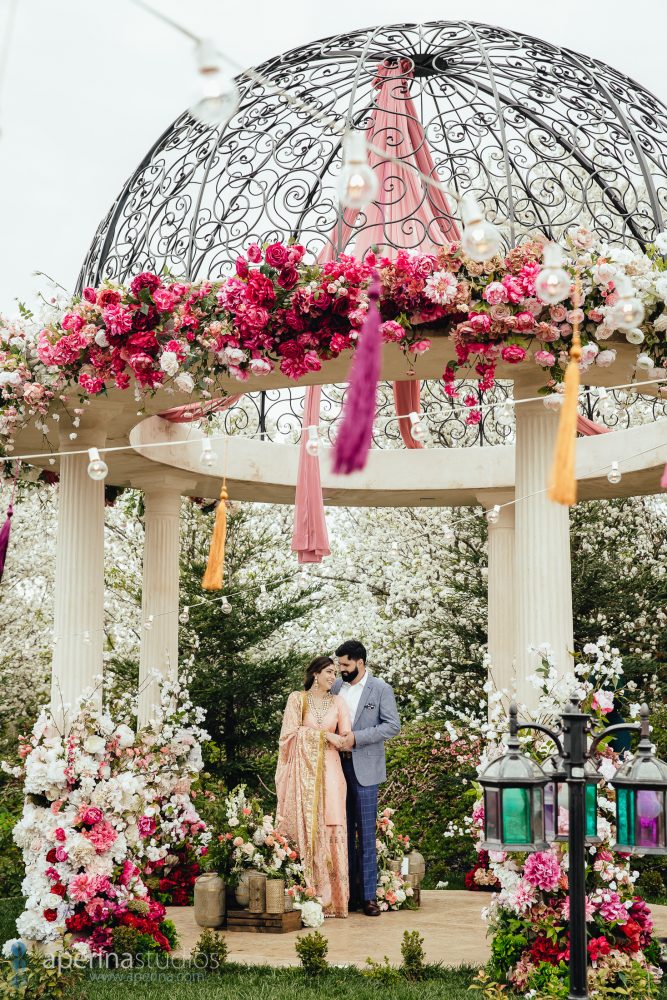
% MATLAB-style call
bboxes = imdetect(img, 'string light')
[337,132,378,210]
[200,438,217,468]
[305,425,320,457]
[496,401,514,427]
[459,193,502,262]
[543,393,564,411]
[607,461,622,485]
[408,411,429,443]
[613,275,645,332]
[486,504,501,525]
[143,615,154,631]
[179,606,190,624]
[189,39,239,127]
[535,243,570,304]
[87,448,108,481]
[220,597,232,615]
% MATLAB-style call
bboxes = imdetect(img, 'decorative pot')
[387,858,401,873]
[266,878,286,914]
[408,849,426,886]
[235,868,263,907]
[194,873,226,928]
[248,873,267,913]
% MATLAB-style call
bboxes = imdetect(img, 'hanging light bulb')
[143,615,154,631]
[305,425,320,457]
[636,352,654,372]
[486,504,501,525]
[189,39,239,127]
[179,606,190,624]
[543,393,564,412]
[535,243,571,304]
[200,438,217,469]
[221,597,232,615]
[408,411,429,443]
[496,401,514,427]
[87,448,108,481]
[613,275,645,331]
[607,461,622,485]
[459,193,502,262]
[337,131,378,210]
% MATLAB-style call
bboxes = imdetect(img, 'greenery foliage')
[294,930,329,977]
[192,928,229,973]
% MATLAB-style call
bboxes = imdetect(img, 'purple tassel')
[333,275,382,475]
[0,502,13,583]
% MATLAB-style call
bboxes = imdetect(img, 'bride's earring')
[314,676,319,689]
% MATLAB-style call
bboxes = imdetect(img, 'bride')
[275,656,351,918]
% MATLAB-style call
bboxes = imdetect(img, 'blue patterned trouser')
[341,756,378,902]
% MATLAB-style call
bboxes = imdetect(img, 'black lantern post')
[479,701,667,1000]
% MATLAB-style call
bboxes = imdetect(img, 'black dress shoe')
[363,899,381,916]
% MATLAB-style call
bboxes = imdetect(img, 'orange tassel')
[202,483,229,591]
[548,280,582,507]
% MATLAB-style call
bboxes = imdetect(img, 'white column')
[478,491,516,701]
[136,476,190,726]
[514,399,574,710]
[51,428,107,728]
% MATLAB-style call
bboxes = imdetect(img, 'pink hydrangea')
[595,891,629,924]
[84,820,118,853]
[523,851,562,892]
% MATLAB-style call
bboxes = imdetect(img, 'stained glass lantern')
[543,755,602,844]
[479,705,549,853]
[611,709,667,855]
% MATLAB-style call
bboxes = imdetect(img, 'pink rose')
[380,320,405,343]
[235,257,249,278]
[55,846,68,862]
[567,308,585,325]
[277,267,299,290]
[54,828,66,843]
[501,345,527,364]
[233,836,244,847]
[249,357,273,375]
[596,349,616,367]
[246,243,262,263]
[550,304,567,323]
[483,281,509,305]
[534,322,560,343]
[592,690,614,715]
[137,815,157,838]
[468,312,491,334]
[534,350,556,368]
[413,339,432,354]
[264,243,290,269]
[514,311,535,332]
[82,287,97,304]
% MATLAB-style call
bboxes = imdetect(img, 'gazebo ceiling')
[77,20,667,291]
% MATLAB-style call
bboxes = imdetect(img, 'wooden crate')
[226,908,302,933]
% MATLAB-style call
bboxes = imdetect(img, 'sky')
[1,0,667,314]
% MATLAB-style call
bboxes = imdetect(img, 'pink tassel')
[0,502,14,584]
[661,463,667,489]
[333,275,382,475]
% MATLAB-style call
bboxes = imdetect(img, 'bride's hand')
[325,732,343,748]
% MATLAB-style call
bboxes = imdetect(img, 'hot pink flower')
[501,344,527,364]
[82,287,97,303]
[54,828,66,842]
[413,339,431,354]
[137,815,157,838]
[514,311,535,332]
[380,320,405,343]
[265,243,290,269]
[483,281,509,306]
[246,243,262,263]
[468,312,491,334]
[596,891,628,924]
[78,805,104,826]
[501,275,524,303]
[85,820,117,853]
[55,846,68,862]
[523,851,561,891]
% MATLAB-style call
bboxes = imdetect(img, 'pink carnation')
[84,820,117,853]
[137,815,157,838]
[523,850,561,892]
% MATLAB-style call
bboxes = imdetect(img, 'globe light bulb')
[221,597,232,615]
[543,393,564,412]
[87,447,108,481]
[143,615,154,632]
[408,411,429,443]
[189,39,239,127]
[486,504,501,525]
[613,275,645,331]
[607,461,622,485]
[535,243,570,304]
[179,607,190,624]
[200,438,217,469]
[636,352,654,372]
[337,132,378,210]
[459,193,502,262]
[497,401,514,427]
[305,425,320,457]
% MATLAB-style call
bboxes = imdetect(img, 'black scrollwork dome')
[77,20,667,290]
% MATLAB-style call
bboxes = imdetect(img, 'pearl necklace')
[307,691,333,726]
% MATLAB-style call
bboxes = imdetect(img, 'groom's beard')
[340,667,359,683]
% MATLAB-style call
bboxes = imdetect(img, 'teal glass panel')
[585,782,598,839]
[616,787,635,847]
[502,787,531,844]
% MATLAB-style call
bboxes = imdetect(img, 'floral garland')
[375,807,414,911]
[471,639,663,995]
[6,676,209,955]
[2,231,667,451]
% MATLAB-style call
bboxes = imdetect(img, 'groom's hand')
[339,731,355,751]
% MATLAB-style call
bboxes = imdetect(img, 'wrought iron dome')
[77,20,667,291]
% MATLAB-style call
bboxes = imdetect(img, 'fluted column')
[136,475,192,726]
[478,491,516,701]
[514,399,574,709]
[51,428,107,727]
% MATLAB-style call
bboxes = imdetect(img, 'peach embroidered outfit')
[275,691,351,917]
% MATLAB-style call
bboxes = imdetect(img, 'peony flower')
[534,350,556,368]
[174,372,194,393]
[159,351,179,376]
[482,281,508,306]
[424,270,458,305]
[501,345,527,364]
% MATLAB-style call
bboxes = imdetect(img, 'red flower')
[264,243,290,269]
[588,936,611,962]
[43,908,59,922]
[51,883,67,898]
[45,848,57,864]
[130,272,162,296]
[97,289,121,309]
[277,267,299,290]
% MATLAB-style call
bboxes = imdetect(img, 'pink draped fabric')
[393,379,423,450]
[292,385,331,562]
[577,415,611,436]
[158,395,243,423]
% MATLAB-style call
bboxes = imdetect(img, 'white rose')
[94,331,109,348]
[249,358,273,375]
[593,262,617,285]
[654,231,667,254]
[0,371,21,386]
[83,735,106,755]
[655,275,667,300]
[159,350,180,376]
[114,724,135,748]
[298,900,324,928]
[595,349,616,367]
[174,372,194,393]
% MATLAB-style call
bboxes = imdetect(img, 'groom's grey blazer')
[331,670,400,787]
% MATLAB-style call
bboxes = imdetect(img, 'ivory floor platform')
[166,890,667,968]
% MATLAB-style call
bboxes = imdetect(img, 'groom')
[332,639,400,917]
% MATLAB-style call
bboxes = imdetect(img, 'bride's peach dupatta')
[275,691,327,894]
